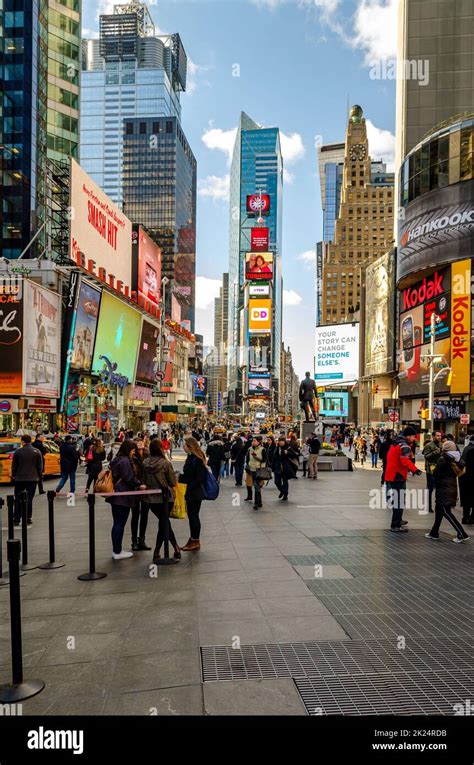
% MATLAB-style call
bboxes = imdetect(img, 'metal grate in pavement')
[332,609,474,640]
[295,669,474,716]
[317,591,472,615]
[306,576,473,596]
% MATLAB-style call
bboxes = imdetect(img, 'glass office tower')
[227,111,283,409]
[81,0,184,207]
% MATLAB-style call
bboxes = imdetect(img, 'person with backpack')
[206,430,226,481]
[271,436,299,502]
[85,437,106,491]
[142,439,180,562]
[106,440,144,560]
[55,435,79,494]
[385,426,422,533]
[425,440,470,543]
[307,433,321,479]
[220,433,232,478]
[422,431,442,513]
[246,435,267,511]
[179,436,208,552]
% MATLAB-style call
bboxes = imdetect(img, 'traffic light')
[372,383,379,394]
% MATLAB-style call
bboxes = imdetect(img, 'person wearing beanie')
[384,426,422,533]
[459,435,474,524]
[426,441,469,543]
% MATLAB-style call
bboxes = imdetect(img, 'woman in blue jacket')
[107,440,144,560]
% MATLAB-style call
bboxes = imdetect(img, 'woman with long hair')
[85,437,106,491]
[106,440,144,560]
[142,439,179,562]
[179,436,207,552]
[130,437,151,551]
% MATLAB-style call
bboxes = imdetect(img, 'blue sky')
[82,0,398,377]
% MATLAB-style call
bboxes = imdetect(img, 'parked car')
[0,438,61,484]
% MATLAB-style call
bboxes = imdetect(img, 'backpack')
[202,467,219,500]
[452,462,466,478]
[86,447,94,462]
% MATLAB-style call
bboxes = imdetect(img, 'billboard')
[0,276,24,395]
[245,252,273,282]
[24,282,61,398]
[70,281,101,372]
[365,251,395,377]
[450,258,471,394]
[132,226,161,311]
[315,323,360,383]
[246,194,270,215]
[319,391,349,418]
[92,291,142,382]
[192,375,207,399]
[398,337,450,397]
[248,375,271,396]
[251,227,269,251]
[248,299,272,333]
[69,158,133,294]
[397,179,474,283]
[135,319,160,385]
[249,334,271,372]
[249,284,270,297]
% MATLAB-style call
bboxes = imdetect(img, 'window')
[125,123,133,135]
[140,122,147,134]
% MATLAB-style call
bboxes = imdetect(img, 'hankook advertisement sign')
[246,194,270,215]
[69,158,133,294]
[397,179,474,283]
[365,251,395,377]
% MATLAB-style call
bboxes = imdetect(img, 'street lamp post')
[156,276,169,440]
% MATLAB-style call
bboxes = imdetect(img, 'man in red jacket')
[385,426,422,532]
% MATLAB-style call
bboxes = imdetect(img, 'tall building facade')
[81,0,184,208]
[227,112,283,410]
[0,0,80,258]
[318,142,345,243]
[321,106,395,326]
[207,273,228,415]
[121,115,196,330]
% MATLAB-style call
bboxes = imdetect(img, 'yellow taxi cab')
[0,438,61,484]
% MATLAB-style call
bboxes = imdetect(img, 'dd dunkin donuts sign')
[398,179,474,282]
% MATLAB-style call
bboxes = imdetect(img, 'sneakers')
[390,527,408,533]
[452,536,470,544]
[112,551,134,560]
[425,533,439,540]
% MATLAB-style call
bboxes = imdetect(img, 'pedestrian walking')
[106,440,144,560]
[129,437,151,551]
[307,433,321,479]
[12,434,43,525]
[359,437,368,465]
[85,437,106,491]
[230,432,246,486]
[271,436,299,501]
[425,441,469,543]
[422,431,442,513]
[385,427,422,533]
[55,435,79,494]
[459,435,474,524]
[245,435,267,511]
[301,440,310,477]
[143,439,180,562]
[179,436,207,552]
[370,436,380,468]
[32,434,47,494]
[206,429,226,481]
[378,430,393,487]
[220,433,232,478]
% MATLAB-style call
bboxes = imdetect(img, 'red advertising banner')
[246,194,270,215]
[251,227,269,251]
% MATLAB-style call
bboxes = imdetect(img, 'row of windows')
[48,111,78,134]
[105,73,136,85]
[47,84,78,109]
[48,33,79,61]
[46,134,78,156]
[47,58,79,85]
[48,9,80,37]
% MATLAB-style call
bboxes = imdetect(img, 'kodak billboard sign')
[450,259,471,395]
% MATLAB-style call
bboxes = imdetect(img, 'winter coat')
[308,437,321,455]
[142,455,177,505]
[106,455,141,507]
[422,440,442,473]
[230,437,246,466]
[32,439,46,471]
[271,445,299,479]
[385,437,415,482]
[458,443,474,508]
[59,443,79,474]
[206,438,226,467]
[434,453,464,507]
[179,453,207,501]
[266,442,277,466]
[12,444,43,482]
[85,448,106,478]
[247,445,266,472]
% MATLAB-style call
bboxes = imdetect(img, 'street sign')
[388,408,400,423]
[460,413,470,425]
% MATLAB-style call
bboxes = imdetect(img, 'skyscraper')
[318,142,345,243]
[0,0,80,258]
[227,112,283,410]
[81,0,185,208]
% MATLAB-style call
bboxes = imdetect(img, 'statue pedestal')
[301,421,322,442]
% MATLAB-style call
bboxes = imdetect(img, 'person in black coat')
[179,436,207,552]
[55,435,79,494]
[85,437,106,491]
[426,441,469,543]
[106,440,143,560]
[32,435,47,494]
[230,434,246,486]
[271,436,299,501]
[206,432,226,480]
[459,436,474,524]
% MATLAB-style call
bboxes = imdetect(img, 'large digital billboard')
[247,194,270,215]
[192,375,207,399]
[70,281,101,373]
[69,158,133,294]
[248,375,271,396]
[451,259,471,395]
[249,334,271,372]
[24,282,61,398]
[245,252,273,281]
[248,299,272,333]
[135,319,160,385]
[365,252,395,377]
[315,323,360,384]
[319,391,349,418]
[132,226,161,311]
[251,227,269,251]
[0,276,24,395]
[92,292,142,382]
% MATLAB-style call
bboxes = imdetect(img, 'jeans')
[111,506,131,554]
[251,472,262,507]
[234,462,244,486]
[371,453,378,467]
[430,503,468,539]
[14,481,37,523]
[426,472,436,512]
[187,499,202,540]
[274,471,288,497]
[386,480,406,528]
[131,501,149,539]
[149,503,177,551]
[56,471,76,493]
[221,460,230,478]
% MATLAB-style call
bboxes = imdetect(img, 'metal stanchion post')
[78,494,106,581]
[0,540,45,702]
[155,490,178,566]
[38,491,65,570]
[7,495,15,540]
[19,490,36,572]
[0,498,9,586]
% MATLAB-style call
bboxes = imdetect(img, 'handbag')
[255,466,272,481]
[94,468,114,493]
[170,482,187,519]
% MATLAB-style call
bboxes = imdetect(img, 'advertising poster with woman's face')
[24,282,61,397]
[71,282,101,372]
[245,252,273,281]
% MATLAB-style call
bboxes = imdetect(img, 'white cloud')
[280,131,305,164]
[202,127,237,164]
[198,174,230,201]
[352,0,397,65]
[283,169,295,184]
[195,276,222,311]
[283,289,303,307]
[249,0,284,7]
[297,249,316,269]
[82,27,99,39]
[366,119,395,171]
[186,57,209,95]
